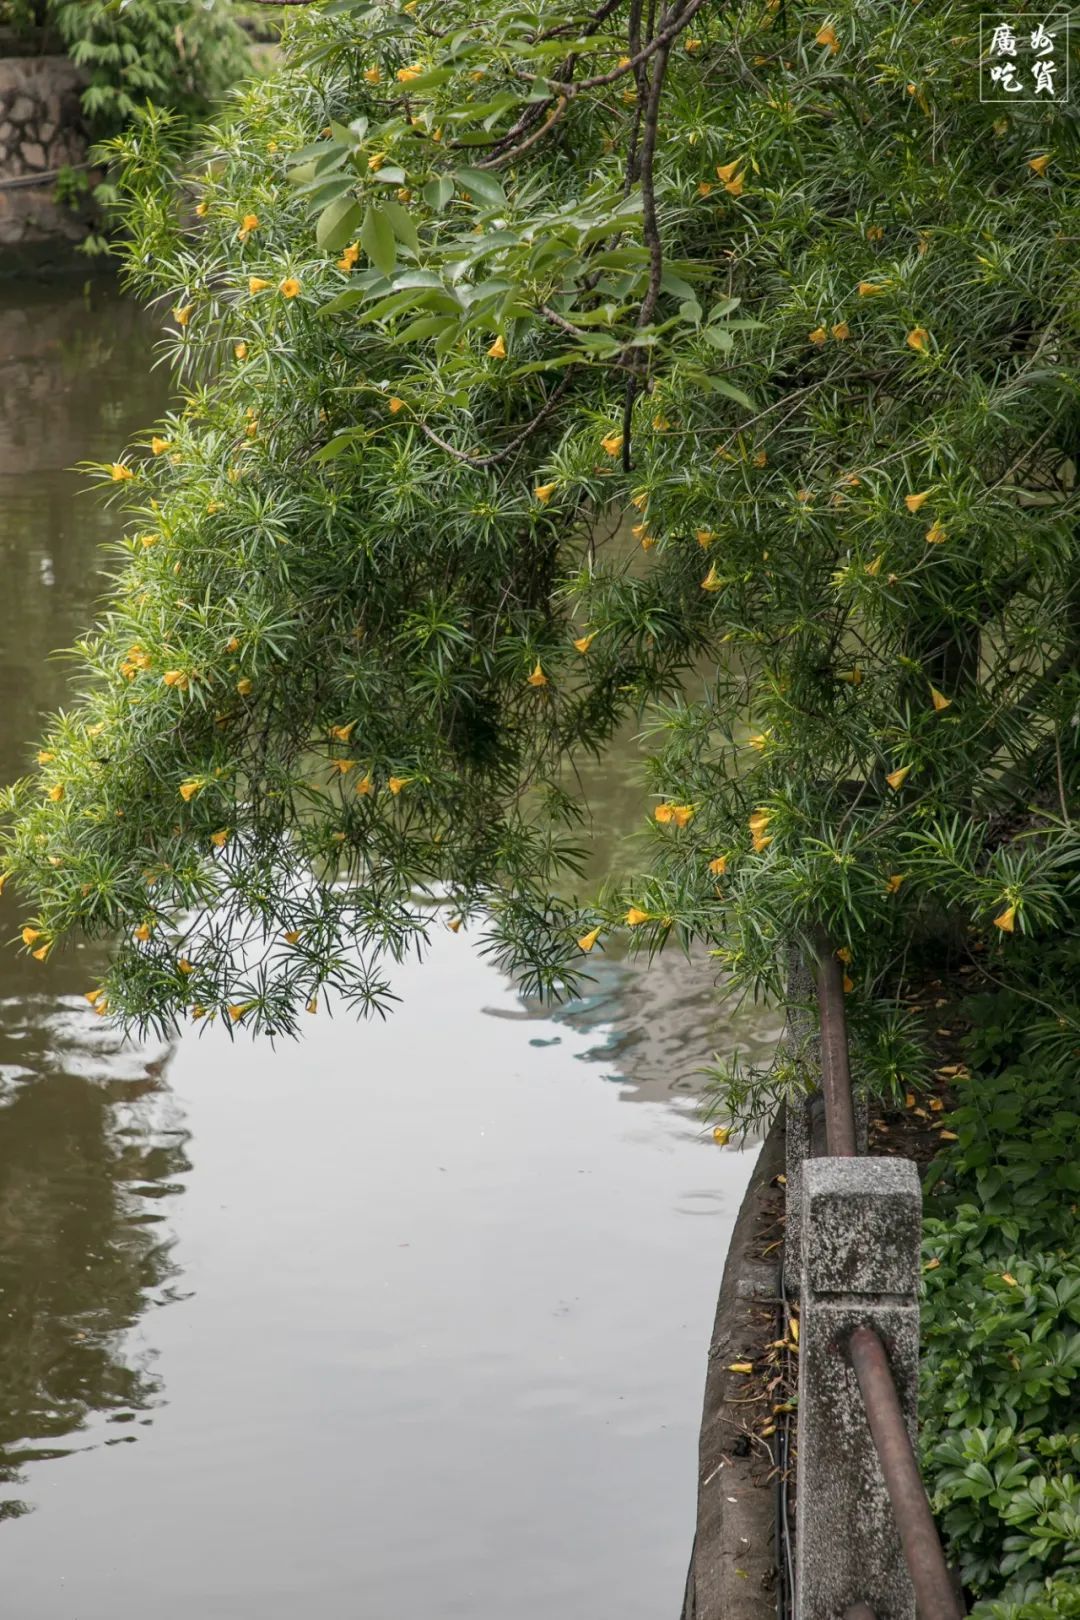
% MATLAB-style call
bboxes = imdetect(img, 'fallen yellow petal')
[939,1129,959,1141]
[924,1257,941,1272]
[577,925,601,953]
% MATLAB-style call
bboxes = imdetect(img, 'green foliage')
[1,0,1078,1042]
[921,1013,1080,1602]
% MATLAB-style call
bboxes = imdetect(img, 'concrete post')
[795,1156,922,1620]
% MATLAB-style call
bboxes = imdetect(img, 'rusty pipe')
[849,1325,964,1620]
[813,935,857,1156]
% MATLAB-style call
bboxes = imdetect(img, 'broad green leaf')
[422,176,455,213]
[394,314,458,344]
[360,204,397,276]
[380,199,420,255]
[316,196,363,252]
[453,167,506,209]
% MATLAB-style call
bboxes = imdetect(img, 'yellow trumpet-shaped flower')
[534,482,556,503]
[905,490,931,513]
[85,987,104,1005]
[330,759,357,776]
[625,906,651,927]
[388,396,405,415]
[526,661,549,688]
[749,809,772,852]
[178,958,194,974]
[236,677,253,696]
[723,174,743,197]
[749,732,769,750]
[752,449,768,468]
[576,925,601,953]
[356,774,374,796]
[364,65,381,83]
[283,930,302,944]
[701,564,723,591]
[1028,153,1050,176]
[280,278,301,299]
[227,1004,250,1023]
[885,764,911,791]
[388,775,411,795]
[329,722,356,742]
[195,201,208,218]
[37,750,55,764]
[857,280,889,297]
[865,554,884,576]
[239,212,259,238]
[670,804,695,828]
[574,631,597,654]
[47,783,65,802]
[151,436,170,455]
[337,242,360,271]
[133,923,152,943]
[831,321,850,340]
[173,304,194,327]
[708,855,728,876]
[808,325,827,346]
[994,905,1017,932]
[32,944,49,961]
[179,779,204,802]
[396,63,423,82]
[487,334,507,360]
[930,686,952,712]
[885,874,905,894]
[925,520,947,544]
[162,670,188,689]
[110,463,134,482]
[815,22,839,51]
[248,277,270,294]
[906,327,929,352]
[21,927,41,946]
[684,36,702,52]
[447,916,463,934]
[600,431,624,457]
[654,804,674,825]
[210,829,228,848]
[696,181,712,198]
[715,159,742,182]
[696,529,716,548]
[652,415,671,431]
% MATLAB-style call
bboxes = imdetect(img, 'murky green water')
[0,277,781,1619]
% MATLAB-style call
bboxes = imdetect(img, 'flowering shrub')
[1,0,1077,1044]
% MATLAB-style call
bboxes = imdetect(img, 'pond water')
[0,277,782,1620]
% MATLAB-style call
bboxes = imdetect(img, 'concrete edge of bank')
[680,1109,786,1620]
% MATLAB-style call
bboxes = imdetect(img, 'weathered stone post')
[795,1156,922,1620]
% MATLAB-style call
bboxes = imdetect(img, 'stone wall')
[0,51,94,248]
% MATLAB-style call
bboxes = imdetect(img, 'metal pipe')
[813,937,857,1156]
[848,1325,965,1620]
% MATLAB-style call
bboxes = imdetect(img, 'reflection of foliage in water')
[0,1011,188,1515]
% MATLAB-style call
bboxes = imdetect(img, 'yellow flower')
[708,855,728,876]
[447,916,463,933]
[994,904,1017,932]
[388,396,405,415]
[388,775,411,795]
[671,804,695,828]
[696,529,716,548]
[600,431,623,457]
[487,334,507,360]
[640,535,656,551]
[211,829,228,848]
[329,722,356,742]
[162,670,188,689]
[47,783,65,802]
[396,188,412,203]
[534,482,556,503]
[238,213,259,242]
[248,277,270,294]
[905,490,931,513]
[701,564,723,591]
[32,944,50,962]
[226,636,240,653]
[195,201,208,218]
[842,973,854,993]
[906,327,929,352]
[337,242,360,272]
[752,449,768,468]
[396,63,423,82]
[625,906,651,926]
[364,65,381,83]
[866,224,884,242]
[1001,1272,1019,1287]
[925,519,947,544]
[134,923,153,943]
[749,808,772,852]
[368,152,385,172]
[684,36,702,52]
[724,174,744,197]
[37,750,55,764]
[857,280,888,297]
[930,686,952,712]
[110,463,134,482]
[178,958,194,973]
[696,182,713,198]
[231,339,248,361]
[237,677,253,695]
[356,774,374,796]
[281,929,302,945]
[815,22,839,51]
[749,732,769,750]
[885,873,905,894]
[21,926,41,946]
[173,304,194,327]
[574,631,597,654]
[526,661,549,688]
[796,488,812,503]
[831,321,850,340]
[652,415,671,431]
[808,325,827,347]
[654,804,674,825]
[280,278,301,299]
[151,436,170,456]
[227,1004,249,1023]
[179,779,203,802]
[835,945,853,965]
[885,764,911,791]
[837,667,863,685]
[576,925,602,953]
[191,1005,206,1020]
[1028,153,1050,177]
[715,159,741,182]
[85,987,104,1005]
[630,492,648,510]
